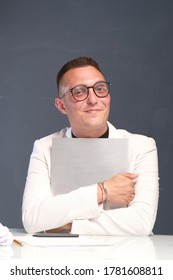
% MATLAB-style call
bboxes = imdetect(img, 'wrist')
[97,182,108,204]
[97,183,104,204]
[100,182,108,202]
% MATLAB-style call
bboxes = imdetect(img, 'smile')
[84,109,101,113]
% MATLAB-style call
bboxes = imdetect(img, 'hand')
[104,173,138,206]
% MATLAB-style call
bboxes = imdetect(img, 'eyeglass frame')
[60,81,111,101]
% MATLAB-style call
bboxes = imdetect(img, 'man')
[22,57,159,235]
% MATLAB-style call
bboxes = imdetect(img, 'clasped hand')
[104,173,138,206]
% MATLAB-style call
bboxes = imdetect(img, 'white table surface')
[1,229,173,260]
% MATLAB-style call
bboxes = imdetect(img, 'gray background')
[0,0,172,234]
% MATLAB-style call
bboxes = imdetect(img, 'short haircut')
[56,56,104,92]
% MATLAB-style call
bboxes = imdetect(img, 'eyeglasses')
[60,81,111,101]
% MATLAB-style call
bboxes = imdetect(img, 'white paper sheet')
[14,235,113,247]
[51,138,128,200]
[51,138,128,210]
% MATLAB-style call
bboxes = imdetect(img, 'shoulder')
[108,122,157,150]
[33,127,70,151]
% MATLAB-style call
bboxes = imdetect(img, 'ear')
[55,98,67,115]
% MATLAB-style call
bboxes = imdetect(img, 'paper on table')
[51,138,128,209]
[14,235,113,247]
[0,223,13,246]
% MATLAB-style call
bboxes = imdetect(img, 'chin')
[84,120,106,130]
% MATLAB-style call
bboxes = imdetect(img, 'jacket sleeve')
[71,137,159,236]
[22,139,101,233]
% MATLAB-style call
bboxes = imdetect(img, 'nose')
[86,87,98,104]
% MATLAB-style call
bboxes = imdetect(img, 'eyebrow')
[69,80,107,89]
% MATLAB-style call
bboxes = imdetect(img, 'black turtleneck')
[72,127,109,138]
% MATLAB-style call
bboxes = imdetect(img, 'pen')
[13,239,24,246]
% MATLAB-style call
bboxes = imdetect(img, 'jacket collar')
[65,122,123,139]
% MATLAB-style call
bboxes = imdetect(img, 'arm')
[22,139,102,233]
[71,137,159,236]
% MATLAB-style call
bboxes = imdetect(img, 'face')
[55,66,111,137]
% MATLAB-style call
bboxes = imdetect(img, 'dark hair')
[56,56,104,90]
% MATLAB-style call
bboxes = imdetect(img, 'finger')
[120,173,138,179]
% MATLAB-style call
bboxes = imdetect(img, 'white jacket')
[22,122,159,235]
